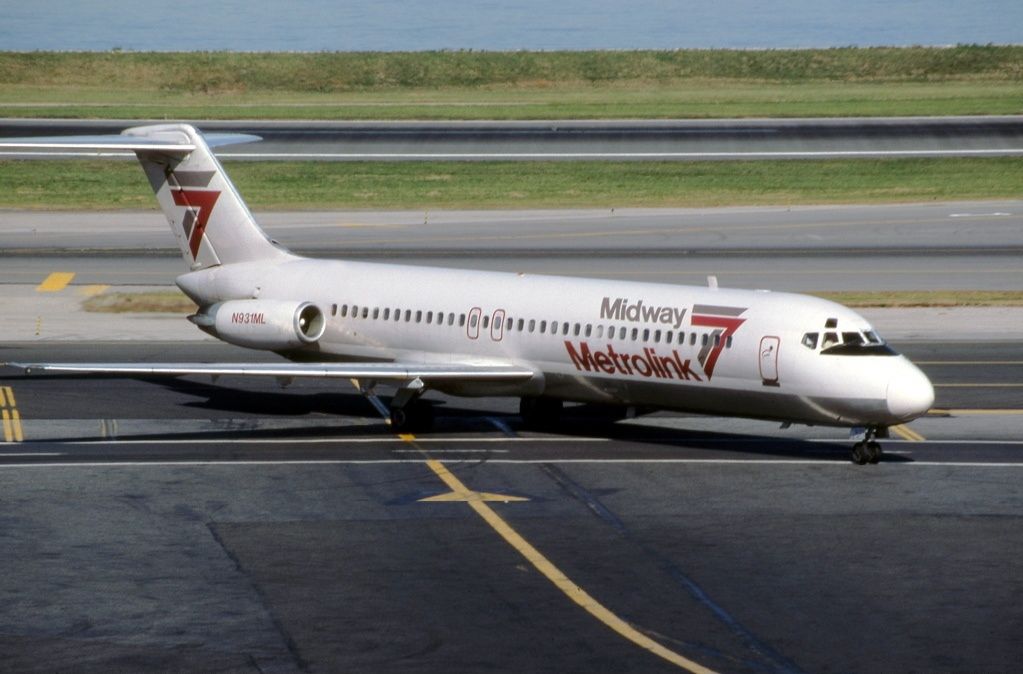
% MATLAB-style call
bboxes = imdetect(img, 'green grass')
[1,47,1021,119]
[2,157,1022,210]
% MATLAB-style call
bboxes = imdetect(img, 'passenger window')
[563,322,570,335]
[362,307,368,319]
[726,335,733,348]
[426,311,433,324]
[608,326,616,339]
[665,331,672,344]
[631,328,639,341]
[469,314,478,328]
[701,334,708,346]
[597,325,604,338]
[517,319,524,331]
[404,310,412,322]
[415,310,423,323]
[802,332,819,349]
[331,304,338,317]
[690,333,696,346]
[352,305,359,318]
[550,322,559,335]
[643,328,650,342]
[341,305,348,318]
[585,324,592,337]
[483,315,490,329]
[373,308,379,320]
[529,319,536,333]
[494,315,503,330]
[459,314,466,326]
[539,320,547,333]
[383,308,390,320]
[654,329,661,343]
[822,332,839,348]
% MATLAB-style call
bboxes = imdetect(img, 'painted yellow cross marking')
[421,459,717,673]
[36,272,75,292]
[1,386,24,442]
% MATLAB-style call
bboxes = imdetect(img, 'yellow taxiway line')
[417,451,718,673]
[891,424,926,442]
[0,386,24,443]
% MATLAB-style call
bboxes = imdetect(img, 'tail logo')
[170,187,221,259]
[691,304,747,379]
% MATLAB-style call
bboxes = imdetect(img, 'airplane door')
[467,307,482,340]
[759,336,780,386]
[491,309,506,342]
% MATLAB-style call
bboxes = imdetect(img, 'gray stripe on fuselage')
[692,304,747,316]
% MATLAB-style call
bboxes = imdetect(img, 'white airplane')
[2,124,934,464]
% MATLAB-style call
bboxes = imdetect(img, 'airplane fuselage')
[177,255,934,428]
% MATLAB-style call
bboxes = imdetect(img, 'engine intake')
[204,299,326,350]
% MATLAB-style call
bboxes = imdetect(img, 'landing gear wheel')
[390,401,434,433]
[851,442,870,465]
[867,441,883,464]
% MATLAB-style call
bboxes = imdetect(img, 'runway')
[2,199,1022,672]
[3,117,1023,160]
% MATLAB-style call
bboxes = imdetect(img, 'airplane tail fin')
[123,124,291,270]
[0,123,289,270]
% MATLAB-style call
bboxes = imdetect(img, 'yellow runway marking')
[891,424,926,442]
[398,433,416,442]
[422,458,717,673]
[36,272,75,292]
[0,387,23,442]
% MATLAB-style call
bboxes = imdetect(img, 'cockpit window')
[801,332,819,349]
[842,331,864,346]
[821,332,839,349]
[822,342,898,356]
[864,331,883,345]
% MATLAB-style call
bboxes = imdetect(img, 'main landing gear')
[851,427,884,465]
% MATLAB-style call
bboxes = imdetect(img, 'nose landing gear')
[851,426,884,465]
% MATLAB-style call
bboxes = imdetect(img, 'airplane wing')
[7,361,535,382]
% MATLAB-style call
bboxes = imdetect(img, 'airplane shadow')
[7,372,908,462]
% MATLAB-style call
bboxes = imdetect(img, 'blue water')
[2,0,1021,51]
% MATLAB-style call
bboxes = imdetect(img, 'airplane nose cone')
[887,363,935,421]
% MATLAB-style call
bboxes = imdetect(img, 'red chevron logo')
[171,188,220,259]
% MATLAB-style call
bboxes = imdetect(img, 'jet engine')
[199,300,326,350]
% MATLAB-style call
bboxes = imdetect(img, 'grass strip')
[3,157,1023,210]
[1,47,1021,119]
[83,290,196,314]
[84,289,1023,314]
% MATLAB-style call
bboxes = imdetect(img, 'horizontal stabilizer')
[0,130,259,154]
